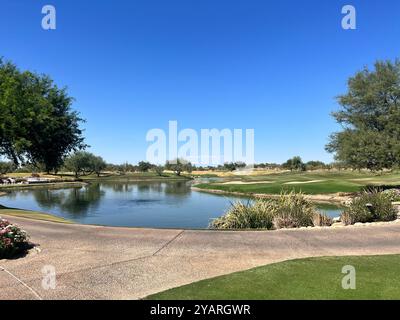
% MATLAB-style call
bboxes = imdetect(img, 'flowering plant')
[0,217,30,259]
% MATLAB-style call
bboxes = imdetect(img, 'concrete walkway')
[1,215,400,300]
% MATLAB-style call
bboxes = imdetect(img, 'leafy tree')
[64,151,96,178]
[138,161,153,172]
[223,162,247,171]
[92,156,107,177]
[0,58,85,173]
[326,60,400,171]
[0,161,16,175]
[165,158,192,176]
[305,161,326,171]
[282,156,305,171]
[153,165,164,176]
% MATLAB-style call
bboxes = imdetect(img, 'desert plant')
[271,192,318,229]
[209,199,275,230]
[341,191,397,225]
[312,212,333,227]
[382,189,400,202]
[210,192,321,230]
[0,218,30,259]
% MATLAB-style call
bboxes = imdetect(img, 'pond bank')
[0,181,87,192]
[191,186,352,204]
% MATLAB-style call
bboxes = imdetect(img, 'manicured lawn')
[147,255,400,300]
[195,171,400,195]
[0,205,72,223]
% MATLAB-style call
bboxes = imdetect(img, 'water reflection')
[0,181,343,228]
[31,184,105,216]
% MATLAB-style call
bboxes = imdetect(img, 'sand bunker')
[284,180,325,185]
[220,181,275,185]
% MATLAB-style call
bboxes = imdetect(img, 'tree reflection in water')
[32,184,105,216]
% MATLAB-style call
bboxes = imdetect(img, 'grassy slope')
[147,255,400,300]
[0,205,72,223]
[195,171,400,195]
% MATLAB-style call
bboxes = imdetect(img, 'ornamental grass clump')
[209,200,275,230]
[341,191,397,225]
[382,189,400,202]
[312,212,333,227]
[0,217,30,259]
[210,192,323,230]
[271,192,318,229]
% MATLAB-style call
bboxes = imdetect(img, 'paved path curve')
[1,216,400,300]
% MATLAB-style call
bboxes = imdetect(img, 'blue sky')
[1,0,400,164]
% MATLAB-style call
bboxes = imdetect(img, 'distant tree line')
[0,155,352,178]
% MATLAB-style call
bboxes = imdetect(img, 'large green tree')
[0,161,16,176]
[165,158,193,176]
[326,60,400,170]
[282,156,305,171]
[0,58,86,173]
[64,151,101,178]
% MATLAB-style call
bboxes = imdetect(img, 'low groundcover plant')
[0,217,30,259]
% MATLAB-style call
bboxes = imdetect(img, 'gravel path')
[1,215,400,300]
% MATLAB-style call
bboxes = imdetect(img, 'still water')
[0,181,342,229]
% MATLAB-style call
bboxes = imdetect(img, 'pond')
[0,180,342,229]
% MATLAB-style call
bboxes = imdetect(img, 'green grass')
[0,181,86,191]
[195,171,400,195]
[147,255,400,300]
[0,205,72,224]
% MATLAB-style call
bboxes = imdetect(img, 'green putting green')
[147,255,400,300]
[195,171,400,195]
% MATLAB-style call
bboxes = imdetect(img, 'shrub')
[341,191,397,225]
[0,218,30,259]
[209,200,275,230]
[312,212,333,227]
[210,192,322,230]
[271,192,318,229]
[382,189,400,202]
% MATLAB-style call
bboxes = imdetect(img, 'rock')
[332,216,341,223]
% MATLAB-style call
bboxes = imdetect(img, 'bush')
[341,191,397,225]
[382,189,400,202]
[0,218,30,259]
[312,212,333,227]
[271,192,317,229]
[209,200,275,230]
[210,192,322,230]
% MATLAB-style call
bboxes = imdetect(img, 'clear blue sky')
[1,0,400,164]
